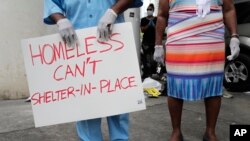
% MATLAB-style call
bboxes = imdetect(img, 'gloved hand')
[57,18,78,48]
[148,20,155,27]
[153,45,165,65]
[196,0,210,18]
[227,37,240,61]
[97,9,117,41]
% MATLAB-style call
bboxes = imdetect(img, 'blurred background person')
[140,3,158,79]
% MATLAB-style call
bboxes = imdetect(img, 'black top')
[140,17,157,44]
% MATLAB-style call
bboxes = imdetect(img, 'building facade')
[0,0,56,99]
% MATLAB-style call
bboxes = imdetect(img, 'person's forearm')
[111,0,133,14]
[155,16,167,45]
[49,13,66,23]
[155,0,169,45]
[224,10,237,35]
[223,0,238,35]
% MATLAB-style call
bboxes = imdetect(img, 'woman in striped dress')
[154,0,240,140]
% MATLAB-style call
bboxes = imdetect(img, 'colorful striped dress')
[166,0,225,100]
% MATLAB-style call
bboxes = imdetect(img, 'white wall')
[0,0,56,99]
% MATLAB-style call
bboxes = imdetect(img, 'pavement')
[0,90,250,141]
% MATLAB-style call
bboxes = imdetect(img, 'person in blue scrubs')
[44,0,142,141]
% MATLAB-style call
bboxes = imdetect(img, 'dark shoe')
[180,133,184,141]
[25,96,31,102]
[203,134,208,141]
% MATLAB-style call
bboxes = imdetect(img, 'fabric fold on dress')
[167,12,223,44]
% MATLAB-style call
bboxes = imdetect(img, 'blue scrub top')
[44,0,143,29]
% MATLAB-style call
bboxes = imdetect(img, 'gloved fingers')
[103,24,112,41]
[62,35,67,44]
[100,30,106,41]
[73,33,80,47]
[97,23,104,41]
[232,50,240,60]
[196,6,202,17]
[227,51,239,61]
[235,51,240,58]
[108,24,113,38]
[153,56,157,62]
[160,58,165,65]
[103,27,109,41]
[68,29,79,48]
[158,58,164,65]
[202,4,210,17]
[196,0,211,18]
[97,29,101,41]
[64,29,72,47]
[59,30,67,44]
[98,28,105,42]
[59,29,72,47]
[202,10,206,18]
[98,25,110,41]
[66,37,72,47]
[68,29,75,47]
[228,38,240,60]
[154,56,163,64]
[204,4,210,13]
[230,37,240,47]
[97,9,117,41]
[153,46,164,63]
[154,57,162,64]
[153,52,158,61]
[57,18,75,47]
[227,55,234,61]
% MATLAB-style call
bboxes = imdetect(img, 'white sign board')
[21,22,146,127]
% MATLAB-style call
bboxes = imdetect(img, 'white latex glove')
[97,9,117,41]
[196,0,211,18]
[57,18,78,48]
[153,45,165,65]
[227,37,240,61]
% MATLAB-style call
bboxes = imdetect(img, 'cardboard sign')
[21,22,146,127]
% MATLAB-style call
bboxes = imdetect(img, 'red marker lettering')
[98,40,113,53]
[53,41,66,61]
[53,65,64,81]
[100,79,110,93]
[110,33,124,51]
[42,44,55,65]
[65,64,75,80]
[64,44,75,60]
[85,36,97,55]
[29,44,44,66]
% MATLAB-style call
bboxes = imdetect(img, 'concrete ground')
[0,90,249,141]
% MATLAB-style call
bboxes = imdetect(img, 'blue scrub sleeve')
[43,0,65,25]
[130,0,143,8]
